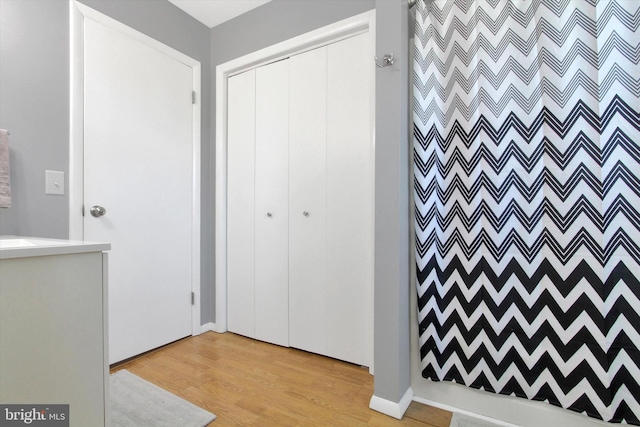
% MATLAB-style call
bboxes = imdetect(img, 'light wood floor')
[111,332,452,426]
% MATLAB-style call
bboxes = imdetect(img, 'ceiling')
[168,0,272,28]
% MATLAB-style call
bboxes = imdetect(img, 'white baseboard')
[369,387,414,419]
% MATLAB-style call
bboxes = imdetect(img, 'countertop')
[0,236,111,259]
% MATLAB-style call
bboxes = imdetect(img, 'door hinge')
[191,291,195,305]
[192,91,196,104]
[82,205,85,217]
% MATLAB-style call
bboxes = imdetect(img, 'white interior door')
[254,60,290,347]
[83,18,194,364]
[288,46,328,356]
[225,33,372,364]
[326,33,373,367]
[227,69,257,339]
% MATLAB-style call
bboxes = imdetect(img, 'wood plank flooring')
[110,332,451,426]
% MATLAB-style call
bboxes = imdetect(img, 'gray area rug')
[450,412,512,427]
[110,369,216,427]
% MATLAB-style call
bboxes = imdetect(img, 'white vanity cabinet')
[0,237,110,427]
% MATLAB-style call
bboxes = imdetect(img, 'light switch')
[45,170,65,195]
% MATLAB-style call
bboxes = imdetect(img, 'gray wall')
[373,0,412,404]
[0,0,70,238]
[210,0,375,65]
[0,0,214,324]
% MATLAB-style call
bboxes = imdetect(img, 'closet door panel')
[255,60,290,347]
[288,47,328,355]
[227,70,256,339]
[326,33,373,366]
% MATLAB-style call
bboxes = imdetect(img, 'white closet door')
[326,33,373,367]
[255,60,290,347]
[288,46,328,355]
[227,70,256,339]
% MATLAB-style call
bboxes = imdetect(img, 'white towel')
[0,129,11,208]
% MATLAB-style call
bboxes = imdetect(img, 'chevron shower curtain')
[413,0,639,424]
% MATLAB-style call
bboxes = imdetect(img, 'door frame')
[69,1,202,335]
[215,11,375,344]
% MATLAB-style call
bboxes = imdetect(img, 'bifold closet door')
[227,60,290,347]
[289,46,328,356]
[227,34,372,364]
[326,33,373,367]
[254,60,290,347]
[289,33,373,366]
[227,69,256,339]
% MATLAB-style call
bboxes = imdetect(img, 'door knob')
[90,205,107,217]
[266,212,273,218]
[303,211,309,217]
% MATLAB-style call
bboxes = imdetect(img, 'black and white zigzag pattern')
[413,0,640,424]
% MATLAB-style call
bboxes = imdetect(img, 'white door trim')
[215,10,376,337]
[69,1,202,335]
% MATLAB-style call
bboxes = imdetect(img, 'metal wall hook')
[374,53,394,68]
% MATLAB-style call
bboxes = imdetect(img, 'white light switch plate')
[45,170,65,195]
